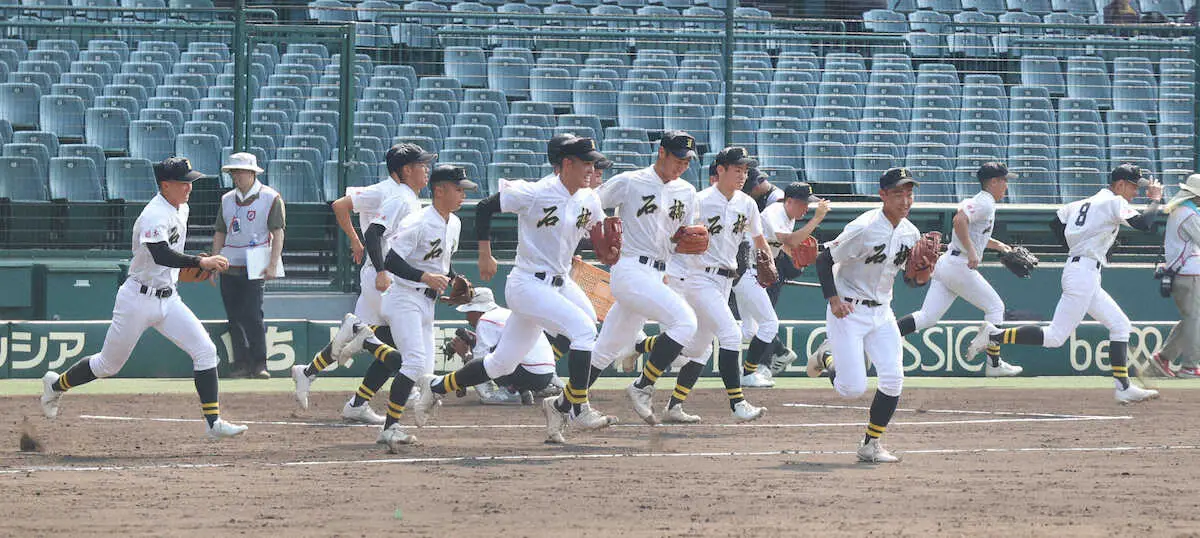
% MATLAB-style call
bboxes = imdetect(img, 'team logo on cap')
[587,139,596,150]
[181,158,192,171]
[897,168,911,179]
[685,138,695,149]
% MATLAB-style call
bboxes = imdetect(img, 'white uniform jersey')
[824,208,921,305]
[683,186,762,273]
[763,186,784,208]
[128,193,189,289]
[475,307,556,375]
[949,190,997,257]
[369,182,422,251]
[389,205,461,289]
[760,202,795,258]
[348,178,409,232]
[1165,200,1200,275]
[597,166,697,263]
[1056,188,1138,264]
[501,176,603,275]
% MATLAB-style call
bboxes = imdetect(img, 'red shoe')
[1177,366,1200,378]
[1150,353,1177,378]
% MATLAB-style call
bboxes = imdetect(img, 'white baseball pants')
[911,255,1006,330]
[825,302,903,398]
[483,268,597,379]
[1042,258,1130,348]
[592,257,698,369]
[88,279,219,378]
[734,267,779,343]
[353,263,385,325]
[380,284,436,381]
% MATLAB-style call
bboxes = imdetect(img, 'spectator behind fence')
[212,153,286,379]
[1104,0,1141,24]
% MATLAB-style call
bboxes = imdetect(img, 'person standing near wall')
[1152,174,1200,378]
[212,153,286,379]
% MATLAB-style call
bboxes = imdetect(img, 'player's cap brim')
[456,301,497,313]
[164,170,205,182]
[668,148,699,160]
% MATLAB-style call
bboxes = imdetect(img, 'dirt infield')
[2,385,1198,537]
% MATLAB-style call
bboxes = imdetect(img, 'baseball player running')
[737,180,829,386]
[39,157,247,439]
[966,164,1163,403]
[587,131,702,425]
[655,146,774,424]
[812,167,927,463]
[810,162,1024,378]
[410,136,619,444]
[292,144,434,424]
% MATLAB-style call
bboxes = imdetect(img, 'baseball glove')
[789,236,819,269]
[755,248,779,287]
[904,231,942,286]
[179,253,215,283]
[672,225,710,254]
[440,275,474,306]
[589,216,622,266]
[998,245,1039,279]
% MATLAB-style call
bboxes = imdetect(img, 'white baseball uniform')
[591,166,699,369]
[1039,188,1137,347]
[349,178,418,324]
[382,204,460,381]
[86,193,219,378]
[482,176,601,379]
[475,307,556,376]
[910,190,1006,330]
[823,208,920,398]
[736,201,792,343]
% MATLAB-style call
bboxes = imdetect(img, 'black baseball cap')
[741,166,769,194]
[385,143,437,174]
[558,136,605,163]
[1110,163,1150,186]
[594,157,612,170]
[784,181,821,203]
[547,132,575,165]
[154,156,205,182]
[977,161,1017,182]
[880,167,919,189]
[660,130,698,160]
[713,146,758,168]
[429,164,478,191]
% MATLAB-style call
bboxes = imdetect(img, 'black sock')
[669,361,703,409]
[547,333,570,362]
[896,315,916,336]
[55,357,98,392]
[353,358,394,406]
[384,373,417,428]
[432,358,490,395]
[985,342,1002,368]
[864,390,900,445]
[635,335,657,354]
[718,348,743,410]
[586,365,604,389]
[558,348,592,414]
[744,336,769,375]
[1110,341,1131,390]
[995,326,1043,346]
[770,336,786,357]
[635,334,683,389]
[373,325,395,347]
[194,367,220,426]
[302,343,333,378]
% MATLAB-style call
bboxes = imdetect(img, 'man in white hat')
[212,152,285,379]
[1151,173,1200,377]
[448,287,563,405]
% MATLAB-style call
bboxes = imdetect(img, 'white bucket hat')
[456,287,499,313]
[221,152,264,174]
[1166,173,1200,212]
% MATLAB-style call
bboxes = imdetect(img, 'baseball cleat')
[205,418,248,440]
[1149,352,1177,378]
[663,404,701,423]
[569,402,618,431]
[984,358,1023,377]
[1177,366,1200,378]
[341,400,385,425]
[966,322,997,361]
[740,370,775,388]
[768,347,799,376]
[337,322,375,366]
[731,400,765,423]
[857,438,901,463]
[626,383,659,425]
[410,374,443,427]
[378,423,417,452]
[542,396,567,444]
[329,313,360,365]
[1115,381,1159,404]
[619,348,640,373]
[40,372,62,419]
[474,382,522,405]
[291,365,315,409]
[807,339,831,378]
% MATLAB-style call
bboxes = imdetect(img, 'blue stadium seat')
[283,134,331,160]
[0,82,41,128]
[49,157,102,201]
[444,136,491,163]
[321,160,372,201]
[908,166,955,203]
[84,106,130,153]
[0,157,48,200]
[803,140,852,188]
[39,94,85,139]
[175,133,221,176]
[529,67,571,109]
[139,108,185,134]
[573,79,617,123]
[617,91,663,131]
[276,147,322,181]
[1112,79,1155,118]
[267,159,320,202]
[58,143,103,178]
[397,123,444,151]
[128,120,176,161]
[904,32,944,57]
[181,121,230,147]
[863,9,908,33]
[487,56,530,100]
[3,142,50,178]
[488,162,534,190]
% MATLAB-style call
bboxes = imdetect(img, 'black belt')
[138,284,173,298]
[704,267,736,278]
[423,288,438,300]
[844,297,881,307]
[637,256,666,271]
[534,272,565,287]
[950,249,961,256]
[1070,256,1101,269]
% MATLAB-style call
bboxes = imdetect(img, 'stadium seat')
[267,159,320,202]
[39,94,85,140]
[128,120,175,161]
[530,67,572,109]
[909,166,955,203]
[573,79,617,123]
[0,82,41,129]
[487,56,530,100]
[322,160,372,201]
[49,157,103,201]
[863,9,908,33]
[0,157,48,200]
[176,133,222,176]
[3,143,50,178]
